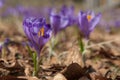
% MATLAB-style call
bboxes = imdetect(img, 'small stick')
[86,39,119,49]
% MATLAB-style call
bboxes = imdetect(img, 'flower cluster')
[22,5,101,57]
[50,6,101,38]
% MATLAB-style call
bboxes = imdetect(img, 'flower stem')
[78,37,86,66]
[48,36,57,59]
[32,52,38,76]
[26,45,39,76]
[77,34,90,67]
[78,37,84,53]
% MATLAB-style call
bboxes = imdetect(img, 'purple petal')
[90,13,101,30]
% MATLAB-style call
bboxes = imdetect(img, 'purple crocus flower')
[50,5,77,35]
[50,9,70,35]
[78,11,101,39]
[23,17,52,57]
[60,5,77,25]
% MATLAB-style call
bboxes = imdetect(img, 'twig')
[86,39,119,49]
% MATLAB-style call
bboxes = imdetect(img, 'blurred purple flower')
[17,6,38,17]
[78,11,101,39]
[1,7,20,17]
[0,0,4,8]
[6,7,18,16]
[4,38,11,45]
[50,5,77,35]
[16,5,48,18]
[0,38,10,53]
[23,17,52,56]
[60,5,77,25]
[2,5,47,18]
[50,10,69,35]
[0,44,2,53]
[115,20,120,27]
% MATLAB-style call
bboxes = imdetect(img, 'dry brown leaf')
[63,46,83,66]
[53,73,67,80]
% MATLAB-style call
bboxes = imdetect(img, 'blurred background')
[0,0,120,40]
[2,0,120,11]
